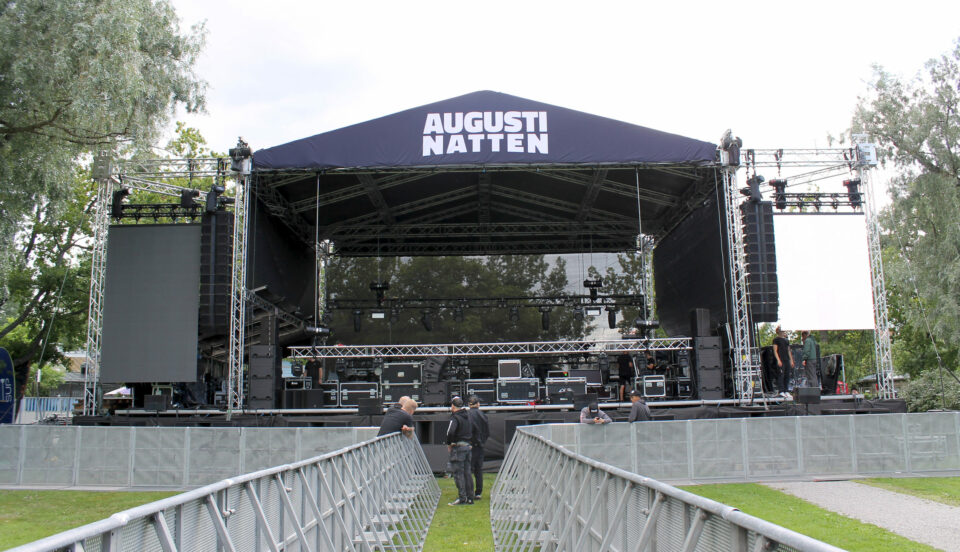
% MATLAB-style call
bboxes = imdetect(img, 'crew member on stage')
[580,401,612,424]
[466,395,489,500]
[627,390,652,422]
[446,397,474,505]
[772,327,793,395]
[616,354,635,401]
[377,396,417,438]
[801,331,819,387]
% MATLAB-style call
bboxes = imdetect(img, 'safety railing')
[10,432,440,552]
[491,428,844,552]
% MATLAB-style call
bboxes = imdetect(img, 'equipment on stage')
[497,359,522,379]
[422,381,459,406]
[676,379,694,399]
[249,345,279,410]
[284,377,312,390]
[568,369,603,386]
[380,362,422,385]
[546,377,587,404]
[642,375,667,398]
[357,398,381,416]
[317,383,339,406]
[284,389,326,409]
[144,394,169,412]
[496,378,539,403]
[694,336,724,400]
[464,379,496,405]
[382,383,421,405]
[340,382,379,407]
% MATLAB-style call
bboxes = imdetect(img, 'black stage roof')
[250,91,722,257]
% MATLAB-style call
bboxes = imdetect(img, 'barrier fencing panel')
[9,432,441,552]
[492,428,844,552]
[519,412,960,482]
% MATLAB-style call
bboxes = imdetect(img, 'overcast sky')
[168,0,960,332]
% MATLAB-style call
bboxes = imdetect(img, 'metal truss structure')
[288,337,691,360]
[742,142,896,398]
[720,150,762,401]
[81,154,115,416]
[327,293,645,312]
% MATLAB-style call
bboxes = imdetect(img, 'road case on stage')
[496,378,539,403]
[464,379,497,405]
[340,382,379,407]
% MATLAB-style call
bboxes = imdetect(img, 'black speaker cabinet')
[357,397,382,416]
[796,387,821,404]
[144,394,169,412]
[690,308,712,337]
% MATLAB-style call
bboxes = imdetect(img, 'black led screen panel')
[101,224,200,383]
[653,196,729,337]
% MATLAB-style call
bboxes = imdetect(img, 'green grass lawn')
[423,473,496,552]
[683,483,939,552]
[858,476,960,506]
[0,490,178,550]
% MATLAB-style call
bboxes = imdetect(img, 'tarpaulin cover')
[253,91,717,170]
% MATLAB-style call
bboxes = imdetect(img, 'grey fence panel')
[10,433,440,552]
[0,425,22,484]
[19,425,78,486]
[492,429,844,552]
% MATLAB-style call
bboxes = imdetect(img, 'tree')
[0,0,206,291]
[853,38,960,382]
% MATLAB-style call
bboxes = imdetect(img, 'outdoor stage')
[74,396,905,472]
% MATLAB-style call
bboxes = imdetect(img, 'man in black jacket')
[446,397,474,505]
[377,396,417,437]
[466,395,489,500]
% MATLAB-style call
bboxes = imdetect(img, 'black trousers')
[449,445,473,503]
[471,444,484,495]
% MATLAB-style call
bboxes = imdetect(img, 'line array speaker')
[199,211,234,336]
[740,201,779,322]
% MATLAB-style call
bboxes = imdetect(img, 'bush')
[903,369,960,412]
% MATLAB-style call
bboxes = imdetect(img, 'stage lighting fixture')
[421,310,433,332]
[180,189,200,209]
[574,307,585,322]
[206,184,226,213]
[353,310,363,332]
[607,308,617,329]
[843,179,862,209]
[770,179,787,210]
[741,175,764,203]
[229,139,252,174]
[111,188,130,218]
[539,306,551,331]
[453,307,465,322]
[370,310,385,320]
[634,318,660,331]
[585,306,603,317]
[509,306,520,322]
[389,308,400,324]
[305,325,330,336]
[291,362,304,378]
[583,278,603,301]
[369,281,390,306]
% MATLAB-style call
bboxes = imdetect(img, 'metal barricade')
[491,428,843,552]
[10,432,440,552]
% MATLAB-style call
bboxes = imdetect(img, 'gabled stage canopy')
[249,91,722,258]
[254,90,717,170]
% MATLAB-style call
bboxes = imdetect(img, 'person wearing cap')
[627,389,652,422]
[579,401,612,424]
[445,396,474,505]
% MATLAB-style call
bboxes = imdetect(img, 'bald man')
[377,395,417,438]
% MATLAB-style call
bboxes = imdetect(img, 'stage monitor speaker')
[357,397,381,416]
[796,387,821,404]
[690,308,712,337]
[740,201,779,322]
[144,394,169,412]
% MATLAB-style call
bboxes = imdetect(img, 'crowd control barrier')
[491,427,844,552]
[10,432,440,552]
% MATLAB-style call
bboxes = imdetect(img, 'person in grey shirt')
[580,402,612,424]
[627,389,652,422]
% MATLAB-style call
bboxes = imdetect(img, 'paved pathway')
[766,480,960,552]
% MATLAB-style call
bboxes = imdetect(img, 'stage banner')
[254,90,717,170]
[0,347,14,424]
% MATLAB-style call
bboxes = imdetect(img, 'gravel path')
[766,480,960,552]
